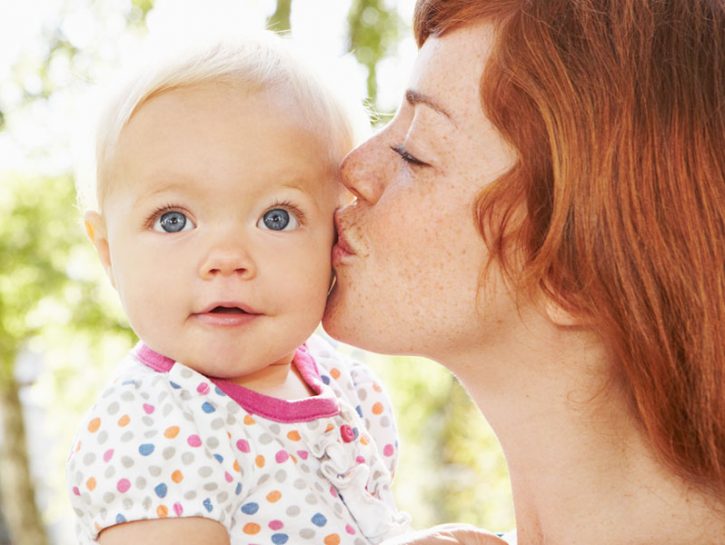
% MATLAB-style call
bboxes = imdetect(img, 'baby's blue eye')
[259,208,299,231]
[154,211,193,233]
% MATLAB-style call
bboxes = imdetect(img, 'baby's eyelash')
[144,204,186,228]
[269,200,306,224]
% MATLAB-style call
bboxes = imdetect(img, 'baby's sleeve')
[66,373,250,543]
[308,334,401,478]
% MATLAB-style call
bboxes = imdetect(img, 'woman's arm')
[382,524,509,545]
[98,517,230,545]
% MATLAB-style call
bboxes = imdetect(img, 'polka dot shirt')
[67,334,409,544]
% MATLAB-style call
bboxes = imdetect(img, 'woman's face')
[323,22,519,360]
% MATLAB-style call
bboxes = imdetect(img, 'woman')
[324,1,724,544]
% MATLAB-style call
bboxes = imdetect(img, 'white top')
[67,335,409,544]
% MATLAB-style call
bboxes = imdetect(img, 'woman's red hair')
[414,0,724,496]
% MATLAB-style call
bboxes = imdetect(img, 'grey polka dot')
[268,423,281,435]
[107,401,120,415]
[103,465,116,479]
[99,507,108,519]
[286,505,301,517]
[140,391,150,400]
[157,391,168,402]
[226,401,238,413]
[304,493,318,505]
[357,389,368,401]
[306,420,319,430]
[198,466,213,478]
[184,491,197,500]
[103,492,115,504]
[97,431,109,445]
[314,482,324,492]
[299,529,316,539]
[142,416,154,427]
[149,465,162,477]
[380,415,390,427]
[162,404,173,417]
[135,477,147,489]
[180,390,192,401]
[206,437,219,449]
[141,497,151,510]
[181,452,195,465]
[163,447,176,460]
[354,538,367,545]
[143,430,158,440]
[179,368,193,379]
[120,431,134,443]
[373,470,382,480]
[121,456,135,468]
[203,482,219,492]
[226,415,237,426]
[257,474,271,486]
[83,453,96,465]
[259,433,274,445]
[73,507,84,517]
[210,418,224,430]
[216,491,228,504]
[293,479,306,490]
[300,463,310,473]
[121,391,135,402]
[275,470,287,483]
[124,498,135,510]
[334,502,343,515]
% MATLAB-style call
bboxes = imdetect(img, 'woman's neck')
[448,314,724,545]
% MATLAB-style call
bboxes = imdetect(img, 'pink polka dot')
[329,485,338,497]
[72,486,80,496]
[355,456,365,464]
[173,503,184,516]
[117,479,131,493]
[345,524,356,535]
[187,435,202,447]
[142,403,155,414]
[297,450,309,460]
[236,439,250,452]
[224,471,233,483]
[103,449,114,463]
[275,450,289,463]
[383,444,394,457]
[269,520,284,531]
[197,383,210,394]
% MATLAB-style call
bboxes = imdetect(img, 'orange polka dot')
[164,426,180,439]
[360,435,369,446]
[171,470,183,483]
[324,533,341,545]
[266,490,282,503]
[372,402,384,415]
[86,477,96,491]
[324,423,335,433]
[233,460,241,473]
[373,382,383,393]
[244,415,256,425]
[330,368,341,379]
[255,455,265,468]
[287,430,301,441]
[87,418,101,433]
[157,505,168,518]
[118,415,130,427]
[243,523,261,535]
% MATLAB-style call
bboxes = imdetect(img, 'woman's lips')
[333,214,357,265]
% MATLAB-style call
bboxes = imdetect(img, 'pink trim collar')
[134,343,340,423]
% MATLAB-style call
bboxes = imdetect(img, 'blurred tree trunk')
[0,367,49,545]
[267,0,292,32]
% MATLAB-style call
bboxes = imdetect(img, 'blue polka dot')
[154,483,167,498]
[321,375,331,385]
[116,514,126,524]
[203,498,213,512]
[311,513,327,527]
[213,453,224,463]
[215,386,226,396]
[235,482,243,495]
[241,502,259,515]
[271,534,289,544]
[201,401,215,413]
[138,444,155,456]
[169,381,181,389]
[355,405,363,417]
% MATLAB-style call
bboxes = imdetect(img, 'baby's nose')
[199,245,255,279]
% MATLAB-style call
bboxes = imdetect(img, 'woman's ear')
[84,211,115,288]
[543,296,584,328]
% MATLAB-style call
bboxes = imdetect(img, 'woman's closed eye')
[150,207,196,233]
[390,144,429,167]
[257,203,304,232]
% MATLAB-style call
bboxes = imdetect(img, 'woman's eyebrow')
[405,89,456,125]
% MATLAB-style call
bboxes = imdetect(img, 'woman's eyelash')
[390,144,428,167]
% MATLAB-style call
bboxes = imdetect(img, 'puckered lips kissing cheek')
[331,209,360,266]
[191,300,263,328]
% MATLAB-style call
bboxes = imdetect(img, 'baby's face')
[89,82,341,380]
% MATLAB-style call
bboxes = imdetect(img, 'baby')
[67,33,408,545]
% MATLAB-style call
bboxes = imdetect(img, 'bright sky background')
[0,0,418,185]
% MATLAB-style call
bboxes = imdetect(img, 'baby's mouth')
[210,306,246,314]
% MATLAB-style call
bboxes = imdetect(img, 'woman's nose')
[339,137,388,205]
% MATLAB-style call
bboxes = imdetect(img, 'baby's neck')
[227,360,315,400]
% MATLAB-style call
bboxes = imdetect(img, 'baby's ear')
[84,211,114,287]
